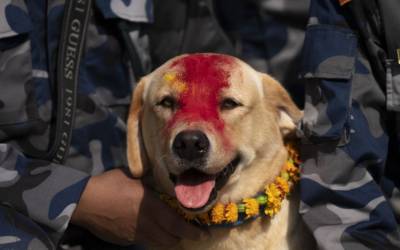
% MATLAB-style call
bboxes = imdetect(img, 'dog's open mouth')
[170,155,241,211]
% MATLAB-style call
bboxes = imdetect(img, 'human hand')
[71,168,206,247]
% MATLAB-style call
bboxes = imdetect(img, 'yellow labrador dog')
[127,53,314,250]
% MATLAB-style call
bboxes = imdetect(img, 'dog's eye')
[220,98,242,110]
[157,96,177,109]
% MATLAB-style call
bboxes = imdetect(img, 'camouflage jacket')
[0,0,152,248]
[215,0,310,107]
[300,0,400,249]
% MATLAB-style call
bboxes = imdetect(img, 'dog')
[127,53,315,250]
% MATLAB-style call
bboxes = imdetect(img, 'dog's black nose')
[173,130,210,161]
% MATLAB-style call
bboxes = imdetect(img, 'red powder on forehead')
[167,54,234,132]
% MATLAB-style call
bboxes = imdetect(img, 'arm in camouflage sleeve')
[0,143,90,235]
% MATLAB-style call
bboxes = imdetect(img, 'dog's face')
[128,54,301,214]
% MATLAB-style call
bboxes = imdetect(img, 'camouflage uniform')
[300,0,400,249]
[0,0,152,249]
[216,0,310,107]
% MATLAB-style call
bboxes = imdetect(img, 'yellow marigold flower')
[269,195,281,208]
[266,183,282,200]
[264,202,281,217]
[264,207,274,217]
[211,203,225,224]
[243,198,259,218]
[284,161,296,172]
[225,202,238,223]
[284,161,300,181]
[265,184,283,217]
[275,176,290,193]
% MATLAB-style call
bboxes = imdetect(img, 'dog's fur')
[127,54,315,250]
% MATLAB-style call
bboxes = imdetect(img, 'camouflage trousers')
[300,0,400,249]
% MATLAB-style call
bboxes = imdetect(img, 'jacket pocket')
[300,24,357,144]
[0,6,40,140]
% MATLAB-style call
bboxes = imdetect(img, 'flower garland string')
[160,143,301,227]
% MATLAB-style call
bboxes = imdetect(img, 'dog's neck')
[161,142,301,228]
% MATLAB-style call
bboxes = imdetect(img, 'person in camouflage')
[0,1,204,249]
[300,0,400,249]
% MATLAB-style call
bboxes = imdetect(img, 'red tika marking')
[167,54,234,135]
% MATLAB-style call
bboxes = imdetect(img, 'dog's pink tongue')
[174,170,215,209]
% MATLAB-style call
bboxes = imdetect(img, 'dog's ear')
[259,73,302,137]
[127,77,148,177]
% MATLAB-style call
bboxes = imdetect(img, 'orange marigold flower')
[284,161,300,181]
[264,201,281,217]
[264,208,274,217]
[265,184,283,217]
[275,176,290,193]
[284,161,295,172]
[243,198,259,218]
[266,183,282,199]
[225,202,239,223]
[211,203,225,224]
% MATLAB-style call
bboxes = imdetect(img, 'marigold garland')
[161,144,301,226]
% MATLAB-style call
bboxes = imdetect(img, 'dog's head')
[127,53,301,213]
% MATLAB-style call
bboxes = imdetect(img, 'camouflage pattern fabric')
[300,0,400,249]
[0,0,152,249]
[216,0,310,107]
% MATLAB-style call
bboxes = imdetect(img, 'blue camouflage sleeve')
[0,143,89,236]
